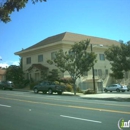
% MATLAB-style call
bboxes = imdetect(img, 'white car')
[104,84,128,92]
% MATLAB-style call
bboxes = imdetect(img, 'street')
[0,90,130,130]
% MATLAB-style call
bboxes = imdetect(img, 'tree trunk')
[73,80,76,96]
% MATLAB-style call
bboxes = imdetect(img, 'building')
[15,32,120,91]
[0,68,6,81]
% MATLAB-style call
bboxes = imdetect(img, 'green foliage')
[0,0,46,23]
[47,39,97,95]
[76,87,82,93]
[104,41,130,79]
[54,81,60,84]
[59,77,73,84]
[47,69,60,82]
[6,65,24,87]
[65,84,73,92]
[41,69,48,81]
[19,57,23,69]
[29,80,39,90]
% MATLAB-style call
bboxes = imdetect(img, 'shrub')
[76,87,83,93]
[59,77,73,84]
[14,79,30,89]
[65,84,73,92]
[54,81,60,84]
[29,81,40,90]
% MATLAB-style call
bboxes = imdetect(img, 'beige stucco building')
[0,68,6,81]
[15,32,121,91]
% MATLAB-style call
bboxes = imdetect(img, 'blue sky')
[0,0,130,67]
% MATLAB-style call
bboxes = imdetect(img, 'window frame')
[26,57,31,64]
[38,54,43,62]
[51,52,57,60]
[99,54,105,61]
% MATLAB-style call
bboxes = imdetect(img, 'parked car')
[104,84,128,92]
[33,81,65,95]
[0,81,14,90]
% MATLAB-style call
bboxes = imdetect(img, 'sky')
[0,0,130,68]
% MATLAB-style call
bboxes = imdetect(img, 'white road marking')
[60,115,102,123]
[0,104,11,108]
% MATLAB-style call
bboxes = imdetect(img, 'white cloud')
[0,63,9,68]
[12,61,19,66]
[0,60,19,68]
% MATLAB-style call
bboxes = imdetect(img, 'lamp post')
[90,44,96,93]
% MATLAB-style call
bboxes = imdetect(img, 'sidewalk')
[14,89,130,102]
[63,92,130,102]
[79,93,130,102]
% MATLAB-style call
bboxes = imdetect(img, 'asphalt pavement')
[0,90,130,130]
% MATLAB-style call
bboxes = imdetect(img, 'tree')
[104,41,130,79]
[19,57,23,69]
[6,65,24,87]
[47,69,60,82]
[47,40,97,95]
[0,0,46,23]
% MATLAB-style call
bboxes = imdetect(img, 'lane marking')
[0,104,11,108]
[0,93,130,108]
[0,96,130,115]
[60,115,102,123]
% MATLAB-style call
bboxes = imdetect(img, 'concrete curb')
[80,97,130,102]
[13,89,32,92]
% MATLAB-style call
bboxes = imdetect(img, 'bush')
[76,87,83,93]
[65,84,73,92]
[59,77,73,84]
[14,79,30,89]
[54,81,60,84]
[83,89,95,94]
[29,80,40,90]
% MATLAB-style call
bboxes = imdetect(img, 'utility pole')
[90,44,96,93]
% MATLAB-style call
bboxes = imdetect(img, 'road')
[0,90,130,130]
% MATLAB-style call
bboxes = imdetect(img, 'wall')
[20,42,114,90]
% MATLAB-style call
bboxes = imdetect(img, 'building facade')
[15,32,121,91]
[0,68,6,81]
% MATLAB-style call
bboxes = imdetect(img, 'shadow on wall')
[78,81,92,90]
[77,80,104,93]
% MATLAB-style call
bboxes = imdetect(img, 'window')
[98,69,102,76]
[26,57,31,64]
[38,55,43,62]
[94,69,97,76]
[99,54,105,60]
[51,52,56,60]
